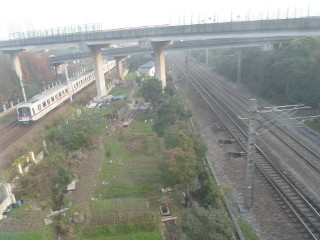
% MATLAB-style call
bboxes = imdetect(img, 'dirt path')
[73,82,136,213]
[73,135,104,212]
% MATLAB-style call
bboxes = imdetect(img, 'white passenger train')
[17,60,116,123]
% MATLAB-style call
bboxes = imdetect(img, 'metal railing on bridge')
[8,23,102,40]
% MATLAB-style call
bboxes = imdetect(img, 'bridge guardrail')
[8,23,102,40]
[2,13,319,42]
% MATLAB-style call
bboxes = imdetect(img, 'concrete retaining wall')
[0,184,16,220]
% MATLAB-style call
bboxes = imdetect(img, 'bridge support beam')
[115,55,131,82]
[151,41,172,88]
[88,44,111,98]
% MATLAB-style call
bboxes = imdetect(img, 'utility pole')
[185,56,189,88]
[19,74,27,103]
[237,50,242,87]
[205,49,209,71]
[64,65,73,102]
[244,99,257,209]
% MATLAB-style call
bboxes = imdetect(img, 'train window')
[65,89,68,93]
[55,94,58,99]
[59,92,62,97]
[38,104,41,110]
[18,107,31,117]
[32,108,35,115]
[74,84,76,88]
[51,97,55,102]
[43,101,47,107]
[47,99,50,104]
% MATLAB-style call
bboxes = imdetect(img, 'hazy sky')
[0,0,319,39]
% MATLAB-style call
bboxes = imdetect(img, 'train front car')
[17,104,34,123]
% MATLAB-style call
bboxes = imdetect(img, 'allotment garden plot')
[83,119,163,239]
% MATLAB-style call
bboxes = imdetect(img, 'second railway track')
[173,55,320,239]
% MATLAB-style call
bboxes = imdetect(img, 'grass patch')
[98,154,161,198]
[0,111,16,128]
[305,118,320,133]
[103,182,158,198]
[133,113,153,122]
[124,72,138,83]
[110,87,131,97]
[83,225,160,239]
[131,122,153,133]
[83,232,161,240]
[91,198,146,214]
[0,232,45,240]
[239,219,260,240]
[87,115,165,238]
[0,226,56,240]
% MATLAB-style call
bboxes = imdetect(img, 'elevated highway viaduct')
[1,17,320,98]
[50,35,302,64]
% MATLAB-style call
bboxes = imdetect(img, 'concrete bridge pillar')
[5,50,24,78]
[88,44,111,98]
[55,64,63,75]
[151,41,172,88]
[116,58,123,82]
[115,55,131,82]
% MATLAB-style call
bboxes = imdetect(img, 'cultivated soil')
[0,70,119,234]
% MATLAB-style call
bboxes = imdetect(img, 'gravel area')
[175,76,307,240]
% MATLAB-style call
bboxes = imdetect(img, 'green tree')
[153,97,192,136]
[208,36,320,109]
[164,125,207,159]
[182,203,234,240]
[198,170,223,208]
[56,167,72,186]
[139,77,163,104]
[164,85,175,98]
[167,147,198,189]
[49,118,91,150]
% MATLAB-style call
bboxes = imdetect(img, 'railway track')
[190,61,320,172]
[0,121,19,135]
[173,56,320,239]
[0,122,35,152]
